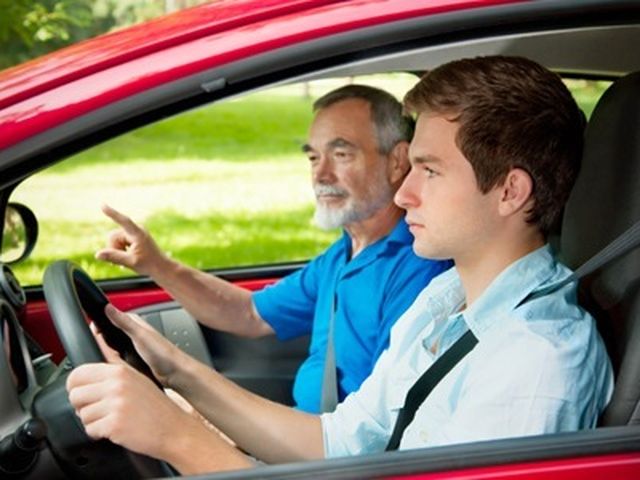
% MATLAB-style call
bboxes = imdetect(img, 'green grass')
[11,155,339,285]
[566,79,611,118]
[14,206,338,284]
[8,79,609,286]
[50,94,315,171]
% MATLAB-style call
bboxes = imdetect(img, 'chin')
[412,241,447,260]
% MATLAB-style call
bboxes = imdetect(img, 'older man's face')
[303,98,394,230]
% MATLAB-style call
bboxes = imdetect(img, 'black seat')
[560,71,640,426]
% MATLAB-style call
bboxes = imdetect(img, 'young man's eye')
[424,166,438,177]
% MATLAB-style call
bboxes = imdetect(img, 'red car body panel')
[0,0,520,150]
[386,453,640,480]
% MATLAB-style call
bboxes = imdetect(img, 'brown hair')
[404,56,585,236]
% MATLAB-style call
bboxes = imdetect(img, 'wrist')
[165,348,201,392]
[146,253,178,282]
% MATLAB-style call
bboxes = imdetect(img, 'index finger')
[101,204,141,235]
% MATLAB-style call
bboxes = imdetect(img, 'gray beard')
[312,178,394,231]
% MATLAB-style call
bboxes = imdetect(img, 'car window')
[7,75,415,285]
[7,76,610,286]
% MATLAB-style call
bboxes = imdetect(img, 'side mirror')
[1,203,38,265]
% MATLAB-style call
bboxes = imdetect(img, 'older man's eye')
[333,150,352,161]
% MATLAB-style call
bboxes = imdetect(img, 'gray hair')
[313,84,414,155]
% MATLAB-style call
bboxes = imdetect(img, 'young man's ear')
[498,168,534,217]
[387,141,411,185]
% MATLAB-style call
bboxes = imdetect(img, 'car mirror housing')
[1,203,38,265]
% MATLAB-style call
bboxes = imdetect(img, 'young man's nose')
[394,170,419,209]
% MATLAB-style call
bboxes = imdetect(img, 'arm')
[67,361,256,474]
[70,305,325,468]
[96,205,273,338]
[171,352,324,464]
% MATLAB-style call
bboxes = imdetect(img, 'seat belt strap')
[320,295,339,413]
[385,329,478,451]
[527,218,640,302]
[569,218,640,284]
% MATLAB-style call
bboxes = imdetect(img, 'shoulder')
[482,297,606,383]
[300,235,347,274]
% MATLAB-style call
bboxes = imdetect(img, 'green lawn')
[11,92,339,285]
[8,79,609,286]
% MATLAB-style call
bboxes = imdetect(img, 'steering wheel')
[39,260,171,478]
[43,260,154,372]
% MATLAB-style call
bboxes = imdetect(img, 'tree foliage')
[0,0,109,69]
[0,0,210,70]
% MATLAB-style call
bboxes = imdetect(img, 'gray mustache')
[314,184,348,197]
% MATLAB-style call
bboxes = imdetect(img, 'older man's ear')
[387,141,411,185]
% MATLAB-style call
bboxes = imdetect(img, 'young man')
[67,56,613,474]
[96,85,451,413]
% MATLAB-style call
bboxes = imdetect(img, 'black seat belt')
[385,329,478,451]
[385,218,640,451]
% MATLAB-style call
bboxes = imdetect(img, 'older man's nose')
[313,156,336,184]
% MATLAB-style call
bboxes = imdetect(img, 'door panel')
[134,301,308,406]
[202,329,308,406]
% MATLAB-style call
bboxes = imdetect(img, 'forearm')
[147,257,273,337]
[171,357,325,463]
[161,414,256,474]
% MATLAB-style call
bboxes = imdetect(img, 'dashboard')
[0,263,68,479]
[1,300,29,394]
[0,264,33,402]
[0,260,213,478]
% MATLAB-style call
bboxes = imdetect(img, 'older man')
[96,85,451,413]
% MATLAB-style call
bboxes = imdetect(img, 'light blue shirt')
[322,245,614,456]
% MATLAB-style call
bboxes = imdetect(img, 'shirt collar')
[462,244,563,339]
[340,217,413,261]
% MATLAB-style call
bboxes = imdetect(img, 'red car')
[0,0,639,478]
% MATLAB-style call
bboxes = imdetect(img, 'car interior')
[1,2,640,478]
[561,70,640,428]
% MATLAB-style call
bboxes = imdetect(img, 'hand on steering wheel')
[41,260,173,478]
[43,260,160,387]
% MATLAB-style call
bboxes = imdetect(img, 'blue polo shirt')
[252,219,452,413]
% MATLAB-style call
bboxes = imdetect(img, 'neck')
[456,228,545,307]
[344,203,403,257]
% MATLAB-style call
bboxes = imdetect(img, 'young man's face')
[304,98,394,230]
[395,113,502,261]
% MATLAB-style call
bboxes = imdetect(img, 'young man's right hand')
[96,204,168,277]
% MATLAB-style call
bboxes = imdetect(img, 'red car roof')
[0,0,519,151]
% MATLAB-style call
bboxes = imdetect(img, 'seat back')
[560,71,640,426]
